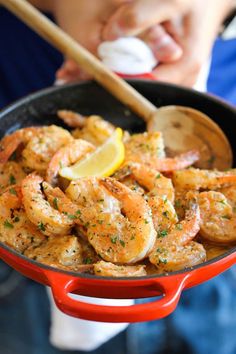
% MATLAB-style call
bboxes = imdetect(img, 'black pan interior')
[0,80,235,279]
[1,80,236,161]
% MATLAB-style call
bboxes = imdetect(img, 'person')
[0,1,235,354]
[54,0,234,86]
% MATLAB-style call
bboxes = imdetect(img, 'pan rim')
[0,79,235,121]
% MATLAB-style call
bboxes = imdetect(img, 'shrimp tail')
[0,134,22,163]
[150,149,200,172]
[57,110,86,128]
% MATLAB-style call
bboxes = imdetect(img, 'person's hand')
[103,0,234,86]
[53,0,183,83]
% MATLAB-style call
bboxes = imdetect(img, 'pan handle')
[46,271,190,323]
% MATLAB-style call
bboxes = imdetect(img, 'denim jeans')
[0,260,236,354]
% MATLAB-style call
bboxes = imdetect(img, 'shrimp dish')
[0,110,235,277]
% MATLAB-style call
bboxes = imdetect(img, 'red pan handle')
[46,271,190,323]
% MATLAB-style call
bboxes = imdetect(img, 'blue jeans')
[0,260,236,354]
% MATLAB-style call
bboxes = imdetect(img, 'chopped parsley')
[221,215,231,220]
[84,257,92,264]
[9,174,16,185]
[14,216,20,223]
[163,197,168,204]
[38,222,46,231]
[53,197,58,210]
[67,214,77,220]
[156,174,161,179]
[175,200,181,208]
[159,258,167,264]
[9,188,17,195]
[219,199,226,205]
[119,240,125,247]
[158,229,168,238]
[175,223,183,230]
[4,220,14,229]
[110,236,118,244]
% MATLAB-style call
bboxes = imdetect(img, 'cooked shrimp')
[115,163,177,232]
[198,191,236,243]
[24,235,93,272]
[42,182,85,222]
[45,179,119,243]
[124,132,199,171]
[94,260,146,277]
[149,197,203,270]
[43,179,121,239]
[0,127,40,163]
[0,185,22,215]
[21,125,73,173]
[156,199,200,247]
[40,183,100,264]
[127,162,175,203]
[46,139,95,186]
[58,177,156,263]
[125,132,166,162]
[65,177,121,212]
[149,241,206,273]
[0,186,45,252]
[21,174,74,236]
[148,196,178,232]
[98,177,156,264]
[58,110,115,146]
[57,110,86,128]
[72,116,115,146]
[219,185,236,209]
[44,177,156,263]
[173,168,236,190]
[78,236,100,264]
[146,150,200,172]
[0,161,26,193]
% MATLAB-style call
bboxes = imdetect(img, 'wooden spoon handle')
[1,0,157,122]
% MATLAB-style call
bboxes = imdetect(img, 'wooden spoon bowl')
[148,106,233,170]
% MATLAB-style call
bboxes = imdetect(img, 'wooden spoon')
[1,0,233,169]
[148,106,233,169]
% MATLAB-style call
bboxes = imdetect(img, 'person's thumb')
[103,0,189,40]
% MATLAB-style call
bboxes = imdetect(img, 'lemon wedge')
[59,128,125,180]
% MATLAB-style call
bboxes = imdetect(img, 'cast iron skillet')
[0,80,235,323]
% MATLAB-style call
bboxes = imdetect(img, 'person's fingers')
[103,0,190,40]
[151,59,201,87]
[56,59,92,83]
[142,25,183,63]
